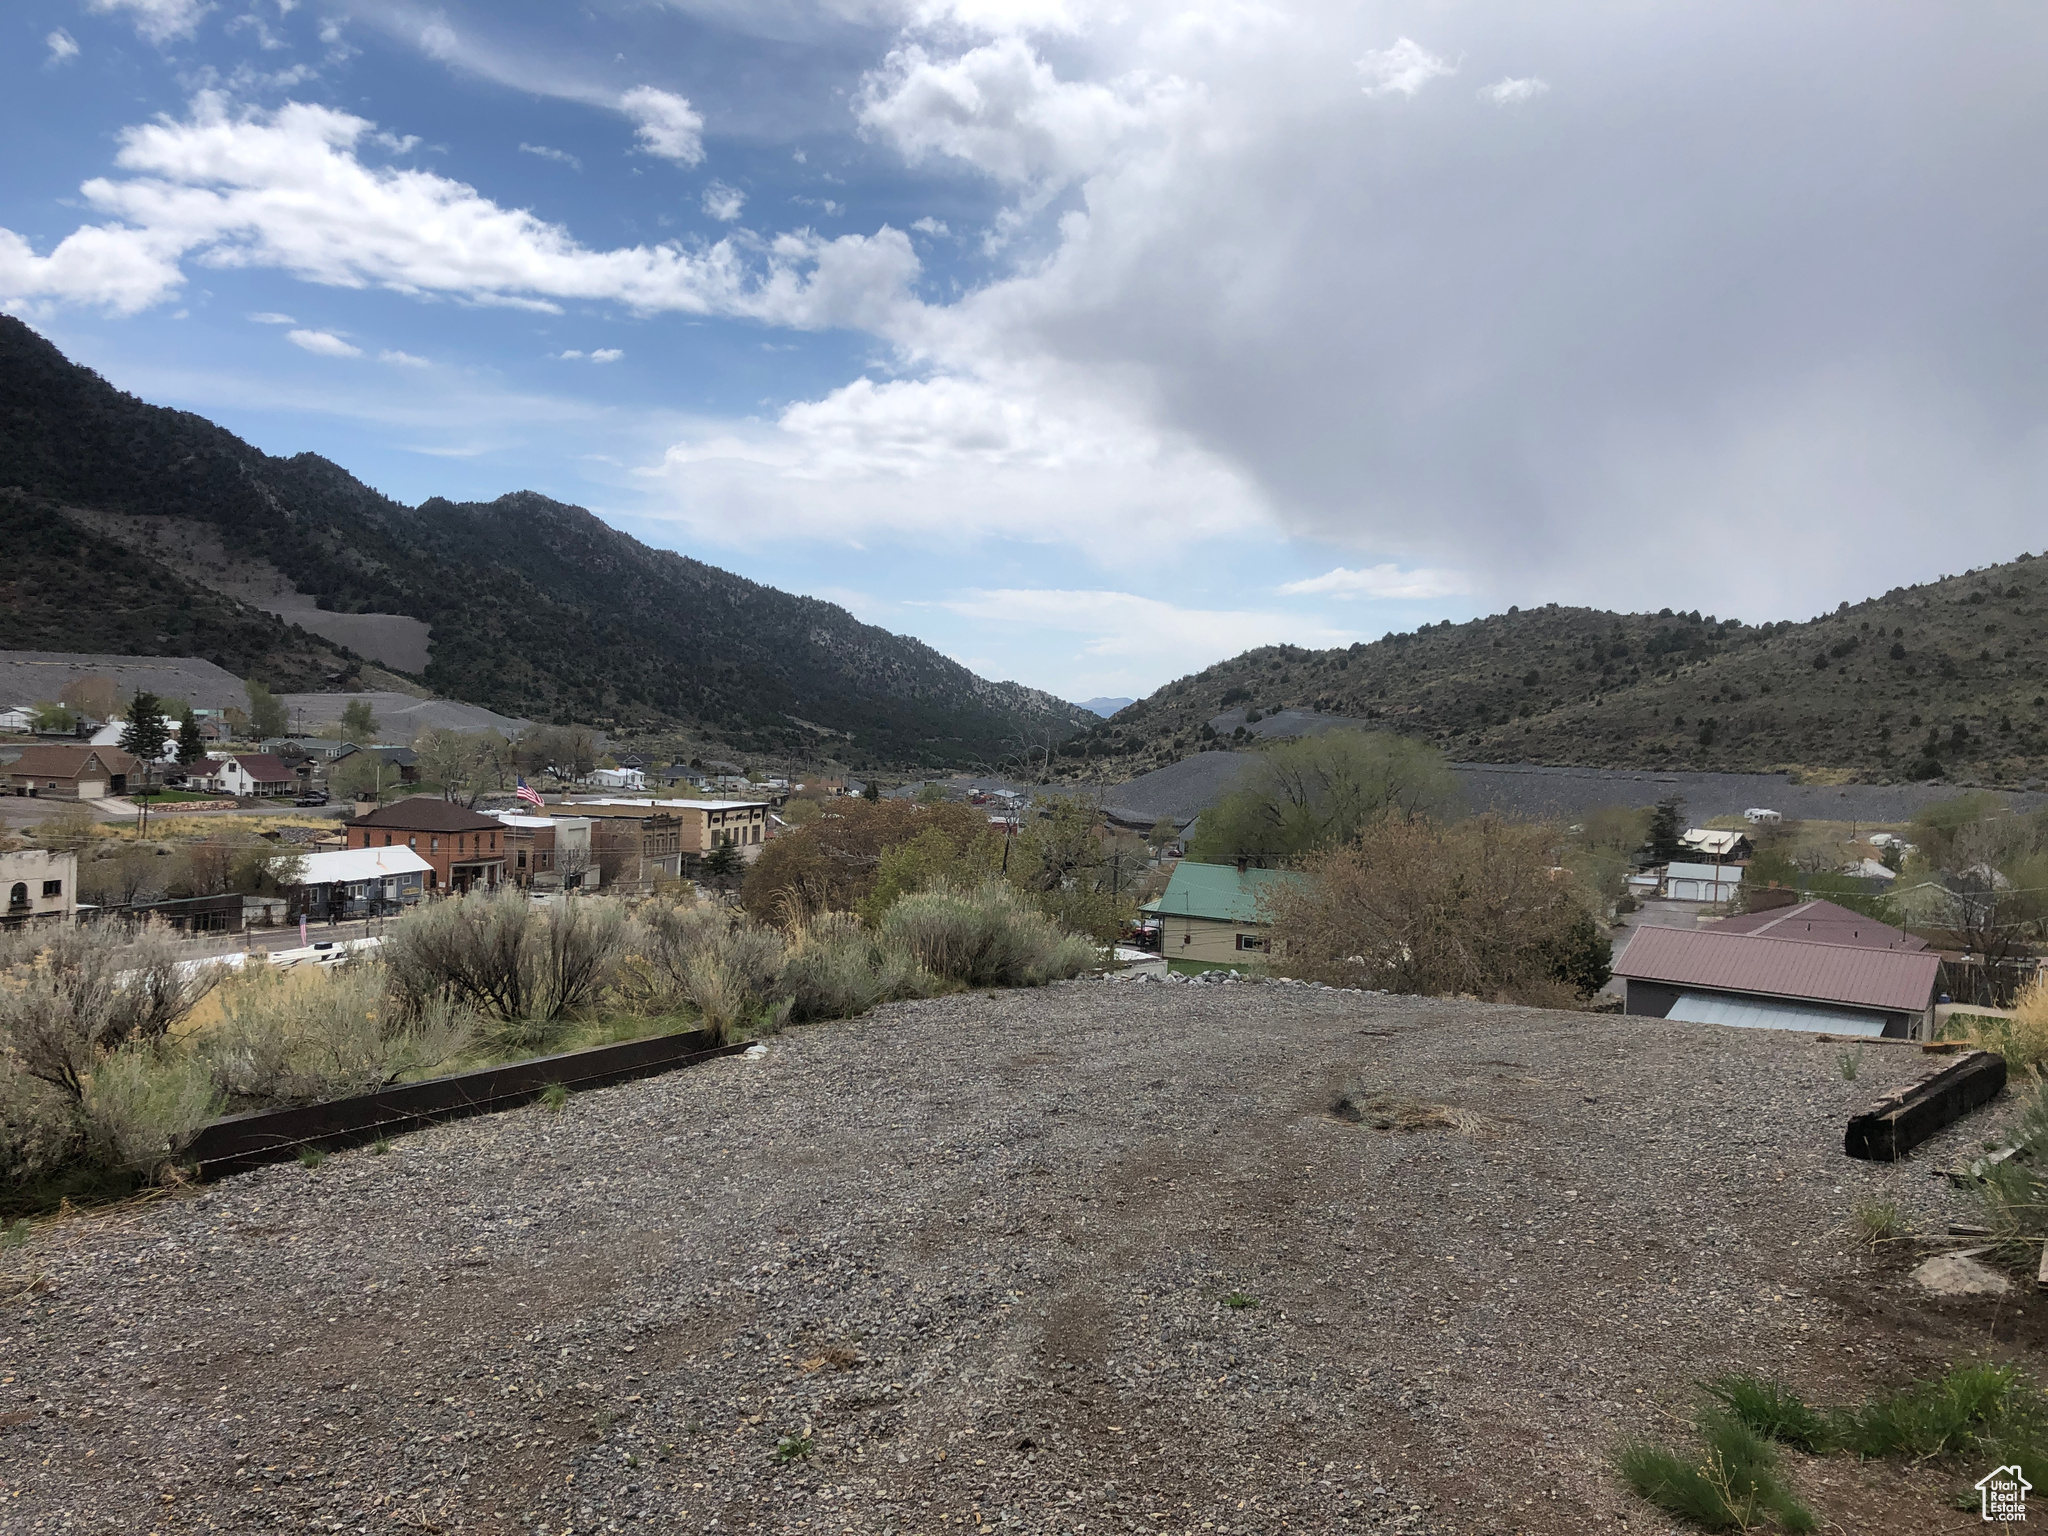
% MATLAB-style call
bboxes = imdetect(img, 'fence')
[183,1028,743,1177]
[1938,957,2045,1011]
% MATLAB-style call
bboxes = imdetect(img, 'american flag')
[515,776,545,809]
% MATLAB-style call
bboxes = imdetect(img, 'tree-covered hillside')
[0,317,1089,768]
[1058,561,2048,786]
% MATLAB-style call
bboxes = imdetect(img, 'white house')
[0,705,36,732]
[586,766,646,791]
[1,848,77,928]
[284,845,434,919]
[88,720,179,762]
[1680,827,1752,860]
[190,753,294,798]
[1663,860,1744,903]
[1743,807,1783,825]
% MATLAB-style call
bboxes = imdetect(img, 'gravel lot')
[1,981,2031,1534]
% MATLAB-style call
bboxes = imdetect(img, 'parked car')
[294,791,331,807]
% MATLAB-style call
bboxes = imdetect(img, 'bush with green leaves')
[879,880,1099,988]
[779,912,933,1023]
[202,960,474,1109]
[0,923,212,1099]
[634,899,789,1041]
[382,889,630,1028]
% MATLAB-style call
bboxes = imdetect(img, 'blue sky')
[7,3,2048,707]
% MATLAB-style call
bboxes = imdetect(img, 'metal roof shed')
[1613,925,1940,1039]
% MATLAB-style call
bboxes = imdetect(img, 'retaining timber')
[1844,1049,2008,1162]
[184,1029,744,1178]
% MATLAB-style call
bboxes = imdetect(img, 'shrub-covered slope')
[1060,564,2048,785]
[0,317,1089,767]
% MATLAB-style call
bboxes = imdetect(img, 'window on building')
[408,836,417,848]
[383,833,392,846]
[8,883,26,909]
[431,836,439,852]
[1235,933,1268,952]
[42,880,61,898]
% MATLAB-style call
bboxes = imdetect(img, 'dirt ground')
[0,981,2035,1534]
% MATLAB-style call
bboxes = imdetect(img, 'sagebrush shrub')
[203,961,473,1108]
[0,921,213,1098]
[383,890,629,1023]
[879,881,1098,987]
[780,912,933,1022]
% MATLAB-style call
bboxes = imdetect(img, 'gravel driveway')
[0,981,2025,1533]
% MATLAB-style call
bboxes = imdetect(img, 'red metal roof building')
[1711,898,1926,952]
[1612,924,1940,1039]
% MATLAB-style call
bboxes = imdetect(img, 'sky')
[5,3,2047,708]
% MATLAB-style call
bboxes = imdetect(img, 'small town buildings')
[573,797,773,872]
[490,813,598,892]
[1744,808,1783,825]
[582,807,684,886]
[328,744,421,785]
[6,744,139,800]
[1613,922,1941,1037]
[343,798,508,894]
[189,753,294,798]
[1,848,76,927]
[285,845,434,920]
[1138,859,1304,963]
[1680,828,1752,861]
[1662,860,1744,903]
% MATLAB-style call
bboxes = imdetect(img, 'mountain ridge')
[1058,568,2048,787]
[0,318,1089,768]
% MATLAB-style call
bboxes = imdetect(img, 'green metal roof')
[1139,861,1303,923]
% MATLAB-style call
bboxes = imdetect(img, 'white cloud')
[0,94,920,327]
[1356,38,1456,98]
[911,217,950,236]
[286,327,360,356]
[45,29,80,64]
[1480,76,1550,105]
[520,142,582,170]
[589,348,623,362]
[379,349,430,367]
[620,86,706,166]
[637,370,1267,549]
[88,0,210,45]
[702,181,746,221]
[246,310,294,323]
[930,588,1357,691]
[858,36,1186,189]
[1278,565,1473,601]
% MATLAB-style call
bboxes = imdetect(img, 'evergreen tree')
[119,691,171,766]
[701,840,744,895]
[176,709,208,765]
[1647,795,1687,862]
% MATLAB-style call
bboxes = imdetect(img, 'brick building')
[343,797,508,894]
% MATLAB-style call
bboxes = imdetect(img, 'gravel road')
[0,981,2026,1533]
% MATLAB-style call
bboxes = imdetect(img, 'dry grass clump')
[1269,814,1611,1004]
[1329,1088,1484,1134]
[1945,977,2048,1077]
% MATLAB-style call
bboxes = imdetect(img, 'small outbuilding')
[1613,923,1940,1038]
